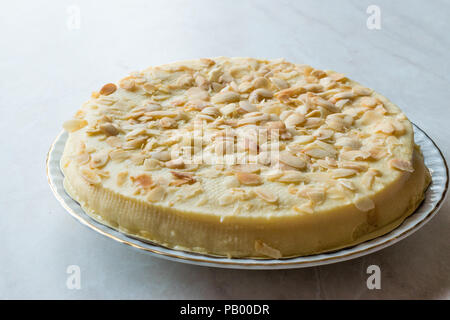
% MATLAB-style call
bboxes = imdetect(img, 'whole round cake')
[61,57,430,258]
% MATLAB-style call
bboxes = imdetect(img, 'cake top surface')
[63,57,415,217]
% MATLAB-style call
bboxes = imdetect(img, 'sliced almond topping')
[278,151,306,169]
[150,151,171,161]
[79,167,101,185]
[99,123,119,136]
[354,197,375,212]
[90,152,109,169]
[109,149,130,162]
[131,174,153,189]
[235,172,262,186]
[63,119,88,132]
[389,159,414,173]
[277,171,308,183]
[284,113,305,127]
[119,79,136,91]
[254,240,282,259]
[340,150,370,161]
[361,168,380,189]
[360,96,378,108]
[165,158,185,169]
[331,168,357,178]
[211,91,240,104]
[143,158,160,170]
[147,186,166,202]
[254,187,278,203]
[160,117,177,128]
[170,171,196,185]
[99,83,117,96]
[293,202,314,214]
[116,171,128,187]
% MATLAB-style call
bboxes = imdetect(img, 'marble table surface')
[1,0,449,299]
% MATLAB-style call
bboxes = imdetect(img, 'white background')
[1,0,449,299]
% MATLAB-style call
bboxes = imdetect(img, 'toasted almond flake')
[79,167,101,185]
[165,158,185,169]
[238,100,257,113]
[274,86,305,100]
[340,150,370,161]
[147,186,166,202]
[211,91,240,104]
[254,187,278,203]
[109,149,130,161]
[375,120,395,134]
[160,117,177,128]
[123,138,146,150]
[99,83,117,96]
[99,123,119,136]
[361,168,380,189]
[150,151,171,161]
[360,110,383,125]
[331,168,357,178]
[116,171,128,187]
[171,171,196,184]
[389,159,414,173]
[293,203,314,214]
[270,77,289,89]
[354,197,375,212]
[304,147,333,159]
[143,158,160,170]
[254,240,282,259]
[63,119,88,132]
[277,171,308,183]
[131,174,153,189]
[74,152,90,165]
[90,152,109,169]
[119,79,136,91]
[235,172,262,185]
[220,103,237,116]
[352,87,373,96]
[284,113,305,127]
[360,96,378,108]
[311,96,339,113]
[252,77,270,88]
[335,137,361,150]
[278,151,306,169]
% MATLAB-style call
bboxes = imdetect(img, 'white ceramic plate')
[47,124,448,269]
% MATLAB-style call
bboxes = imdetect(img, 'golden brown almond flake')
[116,171,128,187]
[99,83,117,96]
[79,167,101,185]
[131,174,153,189]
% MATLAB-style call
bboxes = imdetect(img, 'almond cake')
[61,57,431,258]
